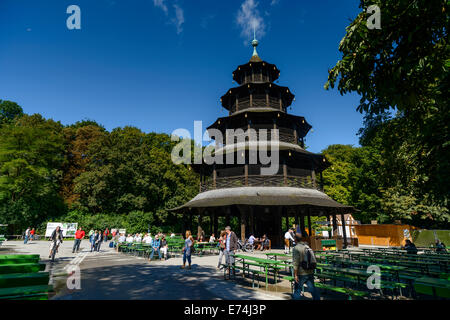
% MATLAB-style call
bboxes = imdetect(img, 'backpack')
[301,245,317,271]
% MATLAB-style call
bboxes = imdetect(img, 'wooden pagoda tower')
[173,39,354,248]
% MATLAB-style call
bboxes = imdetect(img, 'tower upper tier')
[222,40,296,114]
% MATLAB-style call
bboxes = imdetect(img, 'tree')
[73,127,199,225]
[0,114,66,232]
[0,100,23,125]
[325,0,449,226]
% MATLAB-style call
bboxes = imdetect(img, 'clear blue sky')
[0,0,364,153]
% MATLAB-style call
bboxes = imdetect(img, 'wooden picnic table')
[234,254,287,289]
[317,265,382,287]
[414,276,450,299]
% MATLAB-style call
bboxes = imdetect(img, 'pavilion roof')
[171,187,354,213]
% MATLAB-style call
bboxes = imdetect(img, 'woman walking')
[181,230,194,269]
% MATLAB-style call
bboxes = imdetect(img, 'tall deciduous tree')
[325,0,449,226]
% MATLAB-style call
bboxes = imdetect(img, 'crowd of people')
[112,231,175,260]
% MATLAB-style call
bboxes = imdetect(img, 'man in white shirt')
[284,229,295,254]
[134,234,142,243]
[126,234,134,243]
[118,234,126,243]
[143,233,152,244]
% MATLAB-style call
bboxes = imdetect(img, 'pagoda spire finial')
[250,24,262,62]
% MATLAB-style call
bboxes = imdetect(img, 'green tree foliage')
[0,100,23,125]
[325,0,449,227]
[72,127,198,226]
[0,114,66,232]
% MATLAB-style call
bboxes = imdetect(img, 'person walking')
[217,231,227,269]
[284,228,295,254]
[72,227,85,253]
[224,226,238,278]
[49,226,64,259]
[181,231,194,269]
[24,227,31,244]
[292,233,320,300]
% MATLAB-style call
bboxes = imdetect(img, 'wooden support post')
[283,163,288,186]
[341,213,348,248]
[332,212,338,238]
[236,97,239,112]
[197,212,204,240]
[213,213,218,236]
[266,93,269,107]
[300,210,306,237]
[244,164,249,186]
[213,168,217,189]
[326,215,331,239]
[283,207,289,231]
[307,208,312,237]
[295,211,299,233]
[188,212,193,234]
[225,211,230,228]
[239,207,247,242]
[249,207,254,236]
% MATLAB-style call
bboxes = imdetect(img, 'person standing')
[224,226,238,278]
[284,228,295,254]
[30,228,36,242]
[217,231,226,269]
[181,231,194,269]
[90,230,98,252]
[292,233,320,300]
[72,227,85,253]
[95,231,103,252]
[160,236,168,260]
[103,228,109,242]
[24,227,31,244]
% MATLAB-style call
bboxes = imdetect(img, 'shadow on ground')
[54,263,278,300]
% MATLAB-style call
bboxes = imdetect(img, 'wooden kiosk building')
[173,39,354,248]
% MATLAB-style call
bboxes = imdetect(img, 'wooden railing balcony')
[230,96,283,113]
[200,175,321,193]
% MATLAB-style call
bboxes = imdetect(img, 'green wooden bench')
[0,255,40,265]
[0,263,46,274]
[414,277,450,299]
[0,272,50,288]
[0,255,53,300]
[0,285,53,300]
[227,264,264,288]
[282,276,369,300]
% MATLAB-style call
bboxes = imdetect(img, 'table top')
[415,276,450,287]
[235,254,286,266]
[319,265,381,277]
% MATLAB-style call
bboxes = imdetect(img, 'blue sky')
[0,0,364,153]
